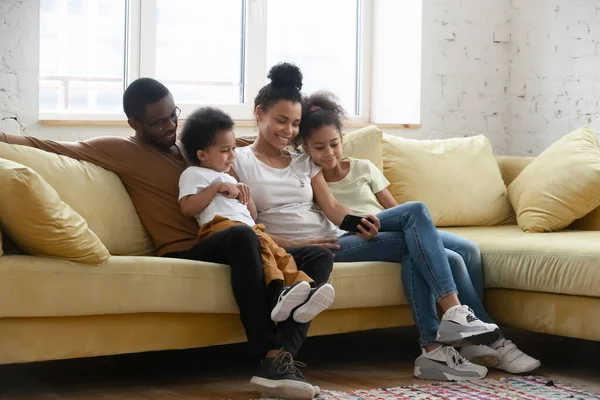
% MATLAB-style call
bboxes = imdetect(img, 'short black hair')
[296,91,346,146]
[123,78,170,119]
[180,107,234,163]
[254,62,303,111]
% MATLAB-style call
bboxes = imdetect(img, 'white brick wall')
[0,0,38,134]
[1,0,598,155]
[405,0,511,155]
[508,0,600,155]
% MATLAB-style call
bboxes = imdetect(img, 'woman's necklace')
[253,145,305,187]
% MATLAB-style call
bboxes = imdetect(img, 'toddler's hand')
[236,183,251,205]
[217,183,241,200]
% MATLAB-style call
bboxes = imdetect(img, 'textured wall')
[1,0,598,155]
[0,0,39,134]
[407,0,511,155]
[507,0,600,155]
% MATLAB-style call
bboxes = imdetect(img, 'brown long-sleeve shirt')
[0,133,200,256]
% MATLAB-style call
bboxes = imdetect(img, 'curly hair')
[180,107,234,163]
[254,62,303,111]
[295,91,346,147]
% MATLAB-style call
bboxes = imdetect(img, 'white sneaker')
[292,283,335,323]
[459,344,502,367]
[492,339,541,374]
[437,305,501,345]
[414,346,488,381]
[270,281,311,322]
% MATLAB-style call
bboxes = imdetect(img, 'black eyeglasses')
[138,106,181,131]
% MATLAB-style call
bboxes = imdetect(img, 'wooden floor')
[0,327,598,399]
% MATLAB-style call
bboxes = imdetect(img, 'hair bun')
[268,62,303,91]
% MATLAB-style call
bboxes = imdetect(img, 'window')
[267,0,359,115]
[154,0,245,105]
[39,0,126,115]
[39,0,422,124]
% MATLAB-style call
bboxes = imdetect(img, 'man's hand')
[291,237,340,250]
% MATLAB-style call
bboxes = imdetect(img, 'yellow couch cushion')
[496,156,534,186]
[0,158,110,265]
[0,255,406,318]
[0,142,154,256]
[571,206,600,231]
[383,134,514,226]
[343,125,384,171]
[508,126,600,232]
[443,225,600,298]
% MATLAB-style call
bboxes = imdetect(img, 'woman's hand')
[289,237,340,250]
[357,215,380,240]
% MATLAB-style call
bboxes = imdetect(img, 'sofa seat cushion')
[0,256,406,318]
[443,225,600,298]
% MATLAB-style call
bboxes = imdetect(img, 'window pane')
[267,0,359,114]
[39,0,126,113]
[155,0,244,104]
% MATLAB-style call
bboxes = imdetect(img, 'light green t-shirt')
[327,157,390,216]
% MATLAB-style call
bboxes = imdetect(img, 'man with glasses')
[0,77,332,399]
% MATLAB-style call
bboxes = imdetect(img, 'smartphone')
[340,214,374,233]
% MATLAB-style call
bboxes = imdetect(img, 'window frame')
[37,0,383,125]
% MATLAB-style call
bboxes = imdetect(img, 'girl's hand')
[357,215,380,240]
[236,183,251,205]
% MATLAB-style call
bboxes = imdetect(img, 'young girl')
[232,62,504,382]
[297,91,541,376]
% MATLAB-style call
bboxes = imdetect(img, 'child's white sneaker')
[459,343,502,367]
[292,283,335,323]
[492,339,541,374]
[270,281,311,322]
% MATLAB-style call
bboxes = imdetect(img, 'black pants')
[165,225,334,358]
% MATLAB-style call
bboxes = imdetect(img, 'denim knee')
[463,239,481,261]
[446,249,468,276]
[404,201,433,222]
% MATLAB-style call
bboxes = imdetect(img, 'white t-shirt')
[178,166,255,227]
[233,146,340,240]
[327,158,389,216]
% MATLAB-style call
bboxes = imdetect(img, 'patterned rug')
[310,376,600,400]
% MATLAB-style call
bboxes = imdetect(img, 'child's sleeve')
[178,168,211,201]
[368,161,390,194]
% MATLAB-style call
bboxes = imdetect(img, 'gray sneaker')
[436,305,501,345]
[250,350,317,399]
[414,346,488,381]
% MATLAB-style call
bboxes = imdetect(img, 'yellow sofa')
[0,134,599,365]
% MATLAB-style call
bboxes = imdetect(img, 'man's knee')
[306,246,334,282]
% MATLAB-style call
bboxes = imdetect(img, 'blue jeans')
[333,202,496,347]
